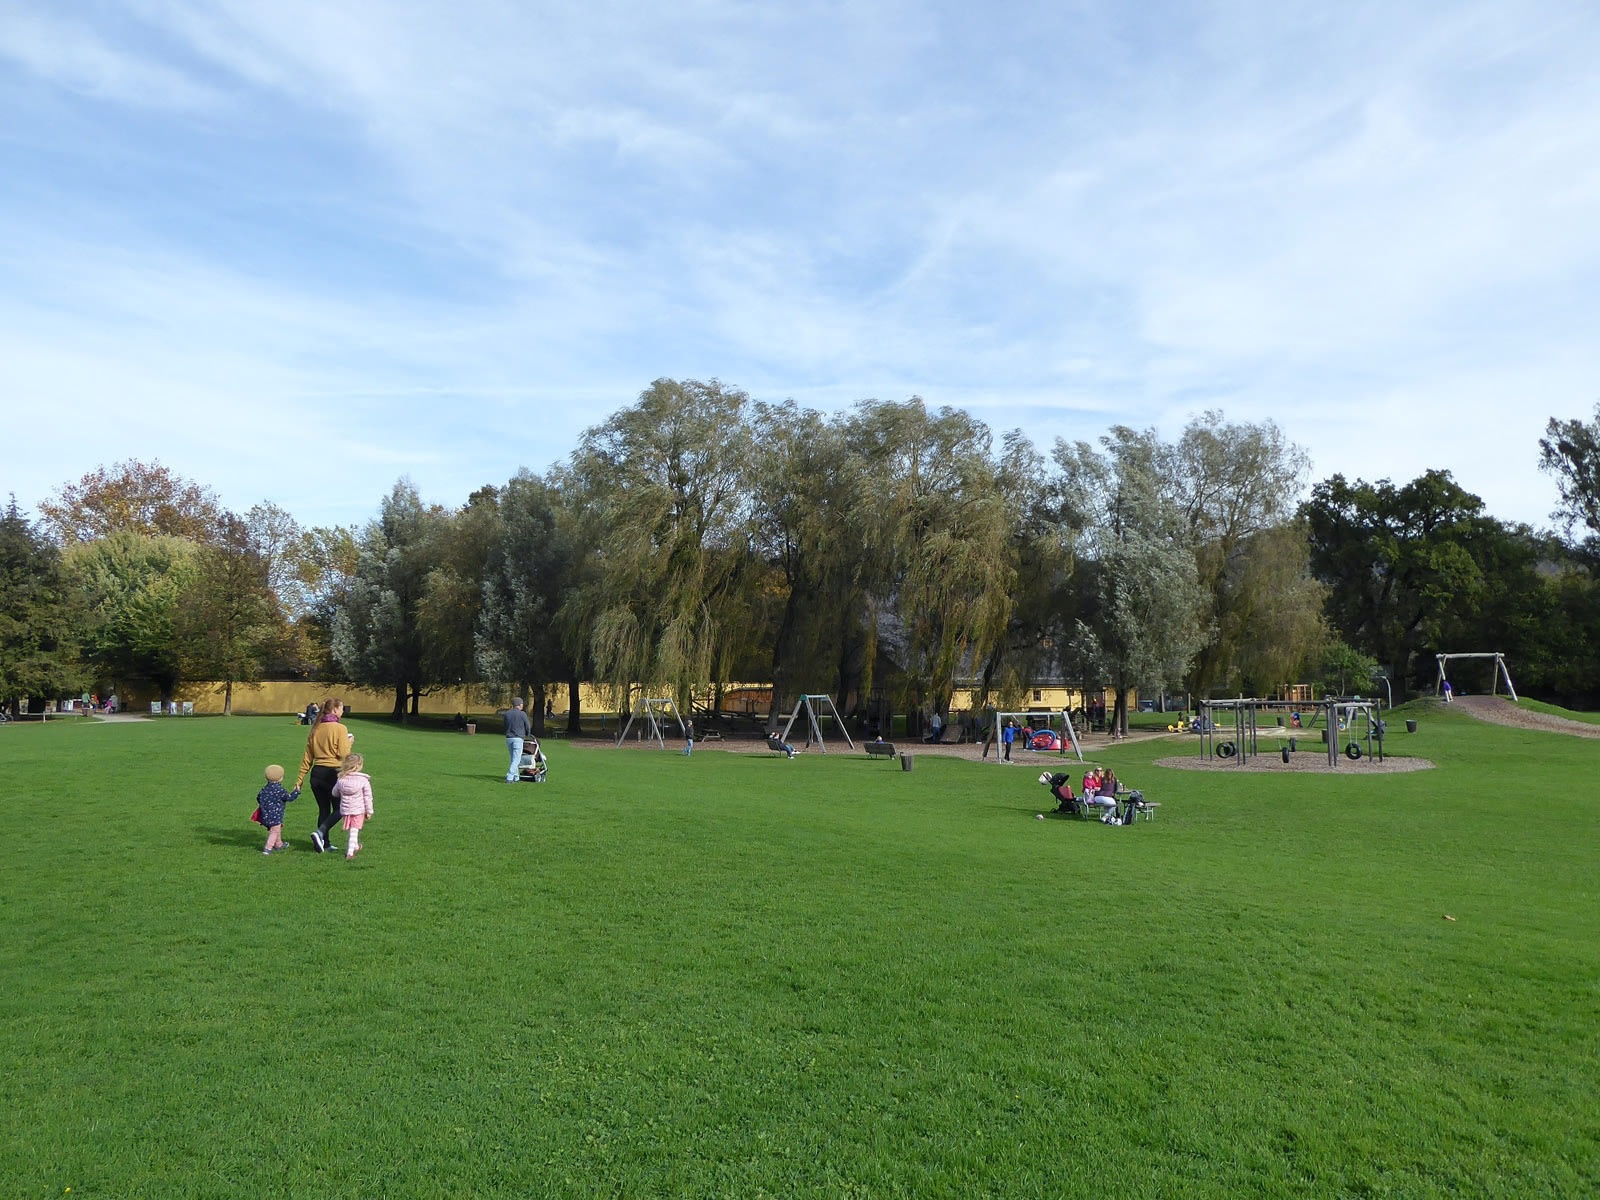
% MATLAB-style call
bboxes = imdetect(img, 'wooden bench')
[865,741,897,759]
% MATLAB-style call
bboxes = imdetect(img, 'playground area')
[1155,750,1433,773]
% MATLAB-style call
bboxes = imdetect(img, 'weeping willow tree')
[748,400,872,727]
[973,429,1081,711]
[566,378,759,710]
[843,399,1017,721]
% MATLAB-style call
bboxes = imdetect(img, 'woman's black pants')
[309,765,340,842]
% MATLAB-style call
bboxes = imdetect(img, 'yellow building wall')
[117,681,1132,718]
[949,686,1126,713]
[127,681,662,718]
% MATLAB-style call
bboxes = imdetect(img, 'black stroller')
[1039,771,1088,817]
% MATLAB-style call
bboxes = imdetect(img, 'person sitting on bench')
[767,732,797,759]
[1098,768,1135,826]
[1081,768,1118,821]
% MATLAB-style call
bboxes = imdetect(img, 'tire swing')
[1215,741,1237,759]
[1345,742,1363,760]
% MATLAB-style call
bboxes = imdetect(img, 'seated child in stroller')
[518,738,548,783]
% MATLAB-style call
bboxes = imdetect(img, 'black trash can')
[900,753,914,772]
[1405,719,1417,733]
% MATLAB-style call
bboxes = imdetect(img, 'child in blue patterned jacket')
[256,764,300,855]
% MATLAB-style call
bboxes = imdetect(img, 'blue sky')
[4,0,1598,531]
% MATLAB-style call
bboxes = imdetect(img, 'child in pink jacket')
[332,753,375,860]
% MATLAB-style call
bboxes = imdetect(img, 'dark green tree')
[1301,471,1493,693]
[418,486,503,702]
[175,512,286,714]
[0,499,83,713]
[476,472,580,733]
[331,480,449,719]
[65,531,197,702]
[1539,403,1600,548]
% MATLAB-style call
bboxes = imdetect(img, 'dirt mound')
[1449,695,1600,738]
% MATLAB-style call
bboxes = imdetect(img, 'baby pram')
[518,740,548,783]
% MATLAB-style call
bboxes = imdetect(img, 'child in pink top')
[332,753,375,860]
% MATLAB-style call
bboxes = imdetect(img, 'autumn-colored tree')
[39,460,222,545]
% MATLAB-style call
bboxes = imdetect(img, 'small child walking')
[257,764,300,855]
[332,753,375,860]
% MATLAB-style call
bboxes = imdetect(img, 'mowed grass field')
[2,705,1596,1198]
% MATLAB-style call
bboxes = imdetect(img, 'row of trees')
[9,385,1600,726]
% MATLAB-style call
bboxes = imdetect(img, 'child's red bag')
[250,806,263,824]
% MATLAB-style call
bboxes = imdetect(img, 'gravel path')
[1450,694,1600,738]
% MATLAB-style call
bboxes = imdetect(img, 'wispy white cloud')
[0,4,220,108]
[3,0,1598,529]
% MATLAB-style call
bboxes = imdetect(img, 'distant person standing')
[682,718,695,757]
[1442,680,1454,703]
[1002,719,1016,762]
[504,697,531,783]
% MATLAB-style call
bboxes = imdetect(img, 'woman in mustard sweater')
[294,696,354,853]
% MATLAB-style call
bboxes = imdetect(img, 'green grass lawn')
[2,708,1597,1198]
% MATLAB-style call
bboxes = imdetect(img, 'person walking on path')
[1001,719,1016,762]
[504,697,531,782]
[332,753,375,860]
[294,697,354,853]
[682,718,695,756]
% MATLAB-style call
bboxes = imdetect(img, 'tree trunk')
[531,682,547,736]
[566,678,582,734]
[223,679,233,716]
[392,682,406,720]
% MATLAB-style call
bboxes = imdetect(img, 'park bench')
[864,741,897,760]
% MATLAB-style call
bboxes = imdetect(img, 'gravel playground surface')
[1155,750,1434,774]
